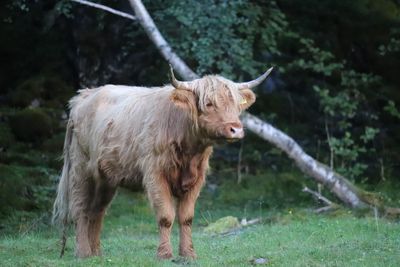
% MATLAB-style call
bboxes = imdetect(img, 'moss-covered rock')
[204,216,241,234]
[9,108,53,143]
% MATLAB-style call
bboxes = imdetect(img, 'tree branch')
[70,0,137,21]
[302,186,334,206]
[302,186,340,213]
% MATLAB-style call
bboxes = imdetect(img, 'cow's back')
[68,85,176,181]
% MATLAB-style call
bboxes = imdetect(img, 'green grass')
[0,191,399,267]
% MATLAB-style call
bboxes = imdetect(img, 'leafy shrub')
[0,122,14,149]
[8,75,72,108]
[9,108,52,143]
[0,164,28,216]
[41,132,65,153]
[0,164,56,218]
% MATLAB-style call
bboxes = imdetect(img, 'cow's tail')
[52,119,74,257]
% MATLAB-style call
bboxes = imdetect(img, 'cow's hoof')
[157,246,173,259]
[75,249,93,259]
[157,251,173,260]
[179,249,197,259]
[91,248,102,257]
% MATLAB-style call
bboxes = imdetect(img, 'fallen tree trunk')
[71,0,400,215]
[241,113,366,208]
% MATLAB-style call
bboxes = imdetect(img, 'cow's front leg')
[178,182,203,259]
[147,176,176,259]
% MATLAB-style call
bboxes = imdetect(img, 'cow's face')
[202,85,256,140]
[171,80,255,140]
[170,67,272,141]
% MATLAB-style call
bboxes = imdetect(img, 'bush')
[0,164,56,218]
[9,108,52,143]
[41,132,65,153]
[0,164,28,216]
[0,122,14,149]
[8,75,73,108]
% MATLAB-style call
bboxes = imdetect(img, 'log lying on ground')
[71,0,400,215]
[242,113,365,208]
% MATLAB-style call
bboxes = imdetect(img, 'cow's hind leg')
[88,182,116,256]
[147,175,176,259]
[72,177,95,258]
[69,157,93,257]
[75,214,92,258]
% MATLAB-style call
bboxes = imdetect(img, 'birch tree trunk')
[71,0,400,214]
[241,113,366,208]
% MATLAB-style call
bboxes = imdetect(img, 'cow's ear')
[170,89,197,112]
[239,89,256,110]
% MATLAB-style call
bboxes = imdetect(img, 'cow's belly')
[118,170,144,192]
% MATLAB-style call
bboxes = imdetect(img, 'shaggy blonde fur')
[52,75,256,259]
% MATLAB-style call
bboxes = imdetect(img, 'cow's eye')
[206,102,213,108]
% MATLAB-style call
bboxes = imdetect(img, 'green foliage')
[0,164,29,216]
[7,0,30,12]
[384,100,400,119]
[286,37,344,75]
[8,78,42,107]
[313,76,380,179]
[287,35,382,181]
[9,75,72,108]
[41,132,65,153]
[0,122,14,149]
[328,133,368,179]
[313,86,358,120]
[324,127,379,179]
[152,0,287,78]
[54,0,74,19]
[9,108,53,143]
[0,164,55,218]
[315,78,380,180]
[379,29,400,55]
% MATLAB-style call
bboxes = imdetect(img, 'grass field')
[1,191,399,267]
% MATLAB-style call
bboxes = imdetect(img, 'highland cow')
[52,66,272,259]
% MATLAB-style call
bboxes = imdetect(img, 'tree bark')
[72,0,399,214]
[71,0,137,21]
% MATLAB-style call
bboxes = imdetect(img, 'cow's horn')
[237,67,273,90]
[169,65,192,91]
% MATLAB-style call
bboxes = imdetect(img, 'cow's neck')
[157,103,211,155]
